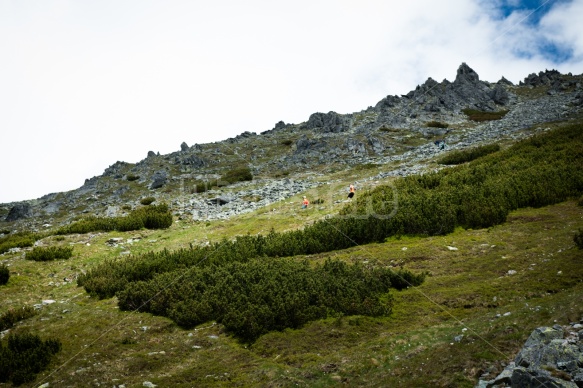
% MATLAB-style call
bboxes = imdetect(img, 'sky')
[1,0,582,203]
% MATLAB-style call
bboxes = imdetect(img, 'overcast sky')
[1,0,582,203]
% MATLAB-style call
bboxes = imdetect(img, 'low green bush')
[0,232,39,254]
[462,108,508,121]
[281,139,293,146]
[426,121,449,128]
[438,144,501,165]
[0,306,36,331]
[117,258,421,342]
[26,246,73,262]
[140,197,156,205]
[56,204,172,235]
[126,174,140,181]
[0,332,61,386]
[0,264,9,286]
[222,166,253,184]
[575,229,583,250]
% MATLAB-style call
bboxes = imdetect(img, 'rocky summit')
[1,63,582,230]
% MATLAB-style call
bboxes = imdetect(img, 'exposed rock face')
[303,111,349,133]
[226,131,257,143]
[295,135,327,154]
[147,151,157,158]
[490,84,510,105]
[180,142,189,152]
[175,154,206,168]
[5,202,32,221]
[274,121,288,130]
[476,323,583,387]
[367,135,385,154]
[346,138,367,155]
[521,69,563,87]
[150,170,168,189]
[103,161,129,178]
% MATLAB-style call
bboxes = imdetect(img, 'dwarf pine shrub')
[26,246,73,262]
[438,143,501,165]
[0,232,38,254]
[116,258,416,342]
[0,306,36,331]
[0,264,9,286]
[426,120,449,128]
[223,166,253,184]
[0,332,61,386]
[462,108,508,121]
[140,197,156,205]
[56,203,172,235]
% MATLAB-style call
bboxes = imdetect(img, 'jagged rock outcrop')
[521,69,563,87]
[5,202,33,221]
[303,111,350,133]
[374,63,515,130]
[103,161,129,178]
[476,323,583,387]
[226,131,257,143]
[1,63,582,228]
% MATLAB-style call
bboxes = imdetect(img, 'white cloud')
[0,0,581,203]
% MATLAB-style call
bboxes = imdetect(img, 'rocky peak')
[302,111,350,133]
[454,62,480,84]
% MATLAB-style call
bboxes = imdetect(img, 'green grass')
[0,199,581,387]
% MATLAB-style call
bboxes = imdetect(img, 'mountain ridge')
[1,63,582,230]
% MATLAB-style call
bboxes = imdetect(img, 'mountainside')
[1,63,583,388]
[2,63,582,231]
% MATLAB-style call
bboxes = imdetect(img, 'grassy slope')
[1,198,582,387]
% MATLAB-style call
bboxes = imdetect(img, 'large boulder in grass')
[477,323,583,388]
[5,202,33,221]
[150,170,168,189]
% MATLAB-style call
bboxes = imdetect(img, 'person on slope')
[348,184,355,199]
[301,196,310,209]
